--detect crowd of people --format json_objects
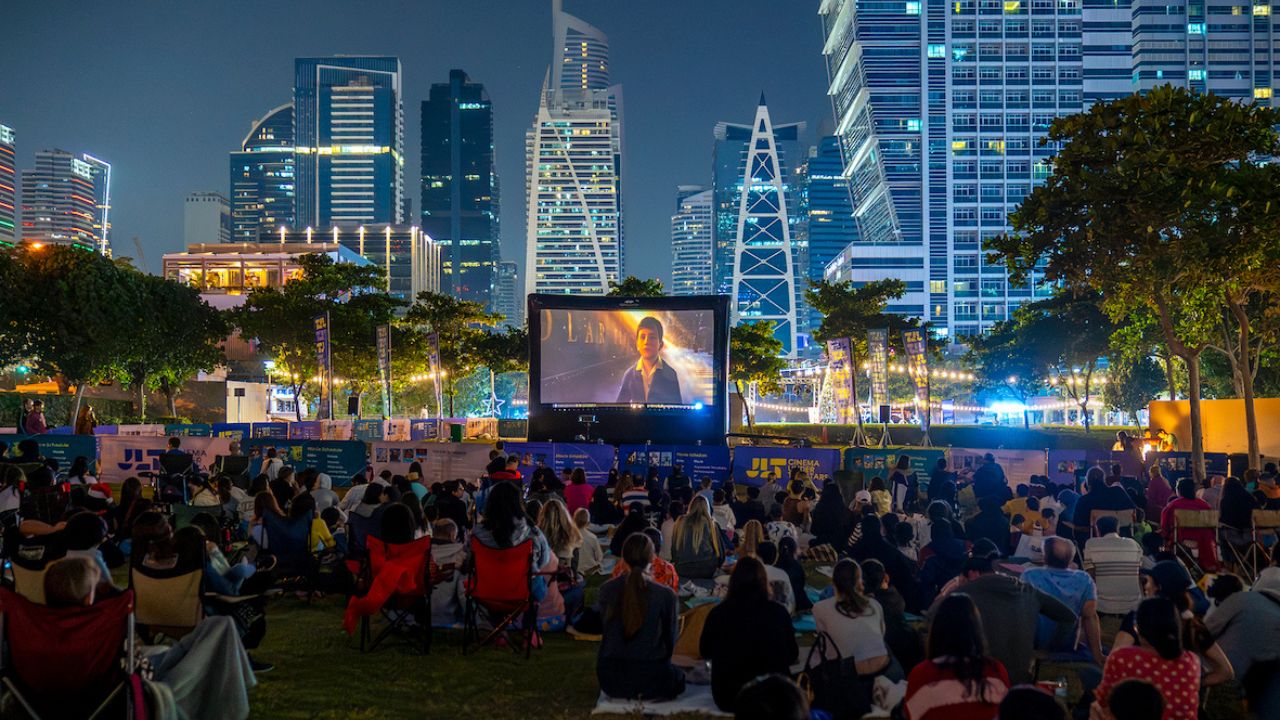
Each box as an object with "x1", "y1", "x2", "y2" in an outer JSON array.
[{"x1": 2, "y1": 433, "x2": 1280, "y2": 719}]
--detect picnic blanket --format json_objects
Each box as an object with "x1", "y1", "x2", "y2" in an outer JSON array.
[{"x1": 593, "y1": 685, "x2": 731, "y2": 717}]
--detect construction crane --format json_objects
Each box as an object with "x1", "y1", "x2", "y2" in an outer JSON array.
[{"x1": 132, "y1": 236, "x2": 148, "y2": 274}]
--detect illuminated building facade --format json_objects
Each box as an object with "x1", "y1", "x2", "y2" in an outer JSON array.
[
  {"x1": 524, "y1": 1, "x2": 625, "y2": 296},
  {"x1": 294, "y1": 56, "x2": 404, "y2": 227},
  {"x1": 670, "y1": 185, "x2": 714, "y2": 296},
  {"x1": 493, "y1": 260, "x2": 523, "y2": 328},
  {"x1": 230, "y1": 104, "x2": 296, "y2": 242},
  {"x1": 20, "y1": 148, "x2": 111, "y2": 254},
  {"x1": 249, "y1": 225, "x2": 439, "y2": 303},
  {"x1": 0, "y1": 125, "x2": 14, "y2": 245},
  {"x1": 421, "y1": 69, "x2": 499, "y2": 308},
  {"x1": 162, "y1": 241, "x2": 369, "y2": 300},
  {"x1": 801, "y1": 136, "x2": 860, "y2": 330}
]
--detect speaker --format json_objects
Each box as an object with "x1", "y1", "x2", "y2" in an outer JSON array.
[
  {"x1": 346, "y1": 395, "x2": 361, "y2": 417},
  {"x1": 233, "y1": 388, "x2": 246, "y2": 398},
  {"x1": 878, "y1": 405, "x2": 891, "y2": 423}
]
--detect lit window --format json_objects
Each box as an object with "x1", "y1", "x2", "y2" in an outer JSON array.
[
  {"x1": 1004, "y1": 0, "x2": 1021, "y2": 10},
  {"x1": 906, "y1": 118, "x2": 922, "y2": 131},
  {"x1": 930, "y1": 280, "x2": 946, "y2": 293},
  {"x1": 1188, "y1": 69, "x2": 1205, "y2": 81},
  {"x1": 928, "y1": 43, "x2": 947, "y2": 58},
  {"x1": 1187, "y1": 22, "x2": 1205, "y2": 33},
  {"x1": 1254, "y1": 3, "x2": 1271, "y2": 14},
  {"x1": 906, "y1": 1, "x2": 922, "y2": 13},
  {"x1": 1255, "y1": 87, "x2": 1273, "y2": 98}
]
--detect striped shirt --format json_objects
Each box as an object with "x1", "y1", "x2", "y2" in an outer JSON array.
[{"x1": 1083, "y1": 533, "x2": 1144, "y2": 615}]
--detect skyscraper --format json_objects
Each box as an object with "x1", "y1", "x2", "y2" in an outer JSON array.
[
  {"x1": 20, "y1": 149, "x2": 110, "y2": 254},
  {"x1": 230, "y1": 103, "x2": 295, "y2": 242},
  {"x1": 185, "y1": 192, "x2": 232, "y2": 246},
  {"x1": 294, "y1": 56, "x2": 404, "y2": 227},
  {"x1": 421, "y1": 69, "x2": 499, "y2": 307},
  {"x1": 820, "y1": 0, "x2": 1072, "y2": 340},
  {"x1": 732, "y1": 98, "x2": 799, "y2": 357},
  {"x1": 0, "y1": 125, "x2": 14, "y2": 246},
  {"x1": 524, "y1": 1, "x2": 624, "y2": 297},
  {"x1": 670, "y1": 186, "x2": 714, "y2": 296},
  {"x1": 712, "y1": 117, "x2": 806, "y2": 297},
  {"x1": 802, "y1": 136, "x2": 860, "y2": 327},
  {"x1": 494, "y1": 261, "x2": 523, "y2": 327}
]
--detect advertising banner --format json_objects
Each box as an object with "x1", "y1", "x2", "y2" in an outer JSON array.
[
  {"x1": 731, "y1": 446, "x2": 842, "y2": 487},
  {"x1": 313, "y1": 312, "x2": 333, "y2": 421},
  {"x1": 93, "y1": 425, "x2": 119, "y2": 436},
  {"x1": 383, "y1": 419, "x2": 412, "y2": 442},
  {"x1": 13, "y1": 434, "x2": 98, "y2": 472},
  {"x1": 844, "y1": 447, "x2": 947, "y2": 478},
  {"x1": 950, "y1": 447, "x2": 1047, "y2": 486},
  {"x1": 99, "y1": 435, "x2": 234, "y2": 484},
  {"x1": 867, "y1": 328, "x2": 890, "y2": 411},
  {"x1": 370, "y1": 442, "x2": 492, "y2": 485},
  {"x1": 826, "y1": 338, "x2": 856, "y2": 424},
  {"x1": 251, "y1": 422, "x2": 289, "y2": 439},
  {"x1": 902, "y1": 327, "x2": 930, "y2": 431},
  {"x1": 1047, "y1": 449, "x2": 1114, "y2": 487},
  {"x1": 210, "y1": 423, "x2": 252, "y2": 443},
  {"x1": 551, "y1": 444, "x2": 617, "y2": 485},
  {"x1": 1149, "y1": 452, "x2": 1230, "y2": 484},
  {"x1": 116, "y1": 424, "x2": 166, "y2": 436},
  {"x1": 320, "y1": 420, "x2": 353, "y2": 441},
  {"x1": 353, "y1": 419, "x2": 384, "y2": 442},
  {"x1": 289, "y1": 421, "x2": 323, "y2": 440},
  {"x1": 619, "y1": 444, "x2": 731, "y2": 485},
  {"x1": 164, "y1": 424, "x2": 211, "y2": 437},
  {"x1": 376, "y1": 324, "x2": 392, "y2": 418},
  {"x1": 410, "y1": 419, "x2": 440, "y2": 442},
  {"x1": 503, "y1": 441, "x2": 556, "y2": 481},
  {"x1": 243, "y1": 439, "x2": 367, "y2": 487}
]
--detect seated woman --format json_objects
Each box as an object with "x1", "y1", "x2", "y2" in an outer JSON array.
[
  {"x1": 571, "y1": 508, "x2": 603, "y2": 576},
  {"x1": 775, "y1": 537, "x2": 812, "y2": 614},
  {"x1": 43, "y1": 556, "x2": 259, "y2": 720},
  {"x1": 470, "y1": 480, "x2": 565, "y2": 633},
  {"x1": 1095, "y1": 597, "x2": 1202, "y2": 720},
  {"x1": 699, "y1": 556, "x2": 798, "y2": 712},
  {"x1": 811, "y1": 559, "x2": 894, "y2": 678},
  {"x1": 248, "y1": 492, "x2": 285, "y2": 548},
  {"x1": 903, "y1": 593, "x2": 1009, "y2": 720},
  {"x1": 611, "y1": 527, "x2": 680, "y2": 593},
  {"x1": 538, "y1": 498, "x2": 585, "y2": 616},
  {"x1": 596, "y1": 533, "x2": 686, "y2": 701},
  {"x1": 670, "y1": 496, "x2": 724, "y2": 580},
  {"x1": 189, "y1": 512, "x2": 258, "y2": 596},
  {"x1": 610, "y1": 506, "x2": 650, "y2": 558},
  {"x1": 1159, "y1": 479, "x2": 1219, "y2": 572}
]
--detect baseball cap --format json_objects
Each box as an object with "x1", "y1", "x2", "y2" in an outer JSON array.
[
  {"x1": 855, "y1": 490, "x2": 873, "y2": 503},
  {"x1": 1141, "y1": 560, "x2": 1192, "y2": 596}
]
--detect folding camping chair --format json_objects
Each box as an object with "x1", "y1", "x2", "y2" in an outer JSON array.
[
  {"x1": 349, "y1": 535, "x2": 433, "y2": 654},
  {"x1": 1237, "y1": 510, "x2": 1280, "y2": 582},
  {"x1": 144, "y1": 453, "x2": 200, "y2": 504},
  {"x1": 1091, "y1": 509, "x2": 1137, "y2": 538},
  {"x1": 130, "y1": 565, "x2": 204, "y2": 641},
  {"x1": 1172, "y1": 509, "x2": 1219, "y2": 578},
  {"x1": 261, "y1": 511, "x2": 319, "y2": 599},
  {"x1": 213, "y1": 455, "x2": 251, "y2": 490},
  {"x1": 0, "y1": 587, "x2": 137, "y2": 719},
  {"x1": 463, "y1": 537, "x2": 539, "y2": 658},
  {"x1": 6, "y1": 535, "x2": 67, "y2": 605}
]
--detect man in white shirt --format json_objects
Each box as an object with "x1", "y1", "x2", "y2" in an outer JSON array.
[{"x1": 1082, "y1": 515, "x2": 1144, "y2": 615}]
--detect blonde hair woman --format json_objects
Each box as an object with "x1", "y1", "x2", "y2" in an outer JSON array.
[
  {"x1": 537, "y1": 498, "x2": 583, "y2": 567},
  {"x1": 671, "y1": 495, "x2": 724, "y2": 579},
  {"x1": 737, "y1": 519, "x2": 765, "y2": 559}
]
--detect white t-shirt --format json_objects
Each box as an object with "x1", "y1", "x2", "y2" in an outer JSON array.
[
  {"x1": 764, "y1": 563, "x2": 797, "y2": 615},
  {"x1": 812, "y1": 596, "x2": 888, "y2": 663},
  {"x1": 1082, "y1": 533, "x2": 1144, "y2": 614}
]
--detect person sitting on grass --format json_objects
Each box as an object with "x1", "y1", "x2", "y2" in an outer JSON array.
[
  {"x1": 611, "y1": 527, "x2": 679, "y2": 593},
  {"x1": 44, "y1": 555, "x2": 261, "y2": 718},
  {"x1": 1095, "y1": 597, "x2": 1201, "y2": 720},
  {"x1": 670, "y1": 496, "x2": 724, "y2": 580},
  {"x1": 996, "y1": 686, "x2": 1067, "y2": 720},
  {"x1": 572, "y1": 507, "x2": 603, "y2": 576},
  {"x1": 775, "y1": 537, "x2": 812, "y2": 614},
  {"x1": 700, "y1": 556, "x2": 799, "y2": 712},
  {"x1": 595, "y1": 533, "x2": 686, "y2": 701},
  {"x1": 756, "y1": 541, "x2": 796, "y2": 615},
  {"x1": 811, "y1": 558, "x2": 894, "y2": 679},
  {"x1": 904, "y1": 593, "x2": 1010, "y2": 720},
  {"x1": 430, "y1": 518, "x2": 466, "y2": 627}
]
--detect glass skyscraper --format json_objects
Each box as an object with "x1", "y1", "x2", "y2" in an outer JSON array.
[
  {"x1": 802, "y1": 136, "x2": 860, "y2": 329},
  {"x1": 294, "y1": 56, "x2": 404, "y2": 227},
  {"x1": 494, "y1": 260, "x2": 523, "y2": 328},
  {"x1": 229, "y1": 103, "x2": 296, "y2": 242},
  {"x1": 670, "y1": 185, "x2": 714, "y2": 296},
  {"x1": 421, "y1": 69, "x2": 499, "y2": 308},
  {"x1": 0, "y1": 125, "x2": 14, "y2": 246},
  {"x1": 524, "y1": 1, "x2": 624, "y2": 296},
  {"x1": 820, "y1": 0, "x2": 1071, "y2": 339},
  {"x1": 20, "y1": 148, "x2": 111, "y2": 254}
]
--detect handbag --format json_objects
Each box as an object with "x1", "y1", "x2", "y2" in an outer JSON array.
[{"x1": 797, "y1": 631, "x2": 871, "y2": 720}]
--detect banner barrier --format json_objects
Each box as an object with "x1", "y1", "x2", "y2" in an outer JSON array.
[
  {"x1": 618, "y1": 444, "x2": 732, "y2": 485},
  {"x1": 369, "y1": 442, "x2": 493, "y2": 485},
  {"x1": 251, "y1": 422, "x2": 289, "y2": 439},
  {"x1": 353, "y1": 419, "x2": 384, "y2": 442},
  {"x1": 11, "y1": 434, "x2": 98, "y2": 471},
  {"x1": 950, "y1": 448, "x2": 1048, "y2": 484},
  {"x1": 844, "y1": 447, "x2": 948, "y2": 479},
  {"x1": 99, "y1": 435, "x2": 233, "y2": 484},
  {"x1": 731, "y1": 447, "x2": 841, "y2": 487},
  {"x1": 1149, "y1": 452, "x2": 1229, "y2": 484},
  {"x1": 94, "y1": 425, "x2": 119, "y2": 435},
  {"x1": 289, "y1": 421, "x2": 323, "y2": 440},
  {"x1": 210, "y1": 423, "x2": 252, "y2": 443},
  {"x1": 410, "y1": 419, "x2": 440, "y2": 441},
  {"x1": 164, "y1": 423, "x2": 211, "y2": 437},
  {"x1": 1047, "y1": 449, "x2": 1114, "y2": 487},
  {"x1": 320, "y1": 420, "x2": 353, "y2": 441},
  {"x1": 243, "y1": 439, "x2": 366, "y2": 487},
  {"x1": 116, "y1": 424, "x2": 166, "y2": 436},
  {"x1": 549, "y1": 444, "x2": 616, "y2": 485},
  {"x1": 503, "y1": 441, "x2": 555, "y2": 481}
]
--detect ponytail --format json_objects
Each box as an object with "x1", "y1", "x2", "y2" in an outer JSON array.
[
  {"x1": 1136, "y1": 597, "x2": 1184, "y2": 660},
  {"x1": 614, "y1": 533, "x2": 655, "y2": 641}
]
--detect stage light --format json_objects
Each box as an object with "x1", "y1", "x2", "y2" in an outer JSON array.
[{"x1": 693, "y1": 402, "x2": 704, "y2": 411}]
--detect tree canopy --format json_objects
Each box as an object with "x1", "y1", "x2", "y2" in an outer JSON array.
[{"x1": 606, "y1": 276, "x2": 665, "y2": 297}]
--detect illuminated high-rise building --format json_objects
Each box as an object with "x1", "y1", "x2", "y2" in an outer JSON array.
[
  {"x1": 294, "y1": 56, "x2": 404, "y2": 227},
  {"x1": 801, "y1": 136, "x2": 859, "y2": 330},
  {"x1": 421, "y1": 69, "x2": 499, "y2": 307},
  {"x1": 524, "y1": 0, "x2": 624, "y2": 296},
  {"x1": 229, "y1": 103, "x2": 296, "y2": 242},
  {"x1": 20, "y1": 148, "x2": 110, "y2": 254},
  {"x1": 670, "y1": 185, "x2": 714, "y2": 296},
  {"x1": 0, "y1": 125, "x2": 14, "y2": 246},
  {"x1": 494, "y1": 261, "x2": 523, "y2": 328}
]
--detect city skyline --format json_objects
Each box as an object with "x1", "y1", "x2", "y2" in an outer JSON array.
[{"x1": 0, "y1": 1, "x2": 829, "y2": 279}]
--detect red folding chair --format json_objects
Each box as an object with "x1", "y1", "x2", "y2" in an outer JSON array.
[
  {"x1": 344, "y1": 535, "x2": 433, "y2": 654},
  {"x1": 463, "y1": 538, "x2": 538, "y2": 657},
  {"x1": 0, "y1": 588, "x2": 137, "y2": 719}
]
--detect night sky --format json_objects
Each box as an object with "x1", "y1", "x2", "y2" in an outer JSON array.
[{"x1": 2, "y1": 1, "x2": 831, "y2": 283}]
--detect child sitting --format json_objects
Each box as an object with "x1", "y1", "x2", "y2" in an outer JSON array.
[
  {"x1": 430, "y1": 519, "x2": 466, "y2": 626},
  {"x1": 572, "y1": 508, "x2": 603, "y2": 576}
]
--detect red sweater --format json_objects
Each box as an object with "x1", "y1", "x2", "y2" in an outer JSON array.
[{"x1": 903, "y1": 657, "x2": 1010, "y2": 720}]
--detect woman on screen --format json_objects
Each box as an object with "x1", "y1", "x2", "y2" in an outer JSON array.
[{"x1": 615, "y1": 316, "x2": 683, "y2": 405}]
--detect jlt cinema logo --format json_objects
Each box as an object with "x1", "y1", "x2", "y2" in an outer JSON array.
[{"x1": 746, "y1": 457, "x2": 789, "y2": 479}]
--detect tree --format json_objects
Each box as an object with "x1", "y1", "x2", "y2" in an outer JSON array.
[
  {"x1": 119, "y1": 271, "x2": 228, "y2": 418},
  {"x1": 729, "y1": 320, "x2": 786, "y2": 428},
  {"x1": 966, "y1": 318, "x2": 1049, "y2": 429},
  {"x1": 806, "y1": 278, "x2": 913, "y2": 440},
  {"x1": 403, "y1": 292, "x2": 501, "y2": 416},
  {"x1": 606, "y1": 276, "x2": 665, "y2": 297},
  {"x1": 989, "y1": 86, "x2": 1280, "y2": 480},
  {"x1": 1017, "y1": 292, "x2": 1115, "y2": 431},
  {"x1": 0, "y1": 246, "x2": 139, "y2": 423},
  {"x1": 1105, "y1": 355, "x2": 1165, "y2": 427},
  {"x1": 472, "y1": 325, "x2": 529, "y2": 417},
  {"x1": 232, "y1": 254, "x2": 401, "y2": 421}
]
